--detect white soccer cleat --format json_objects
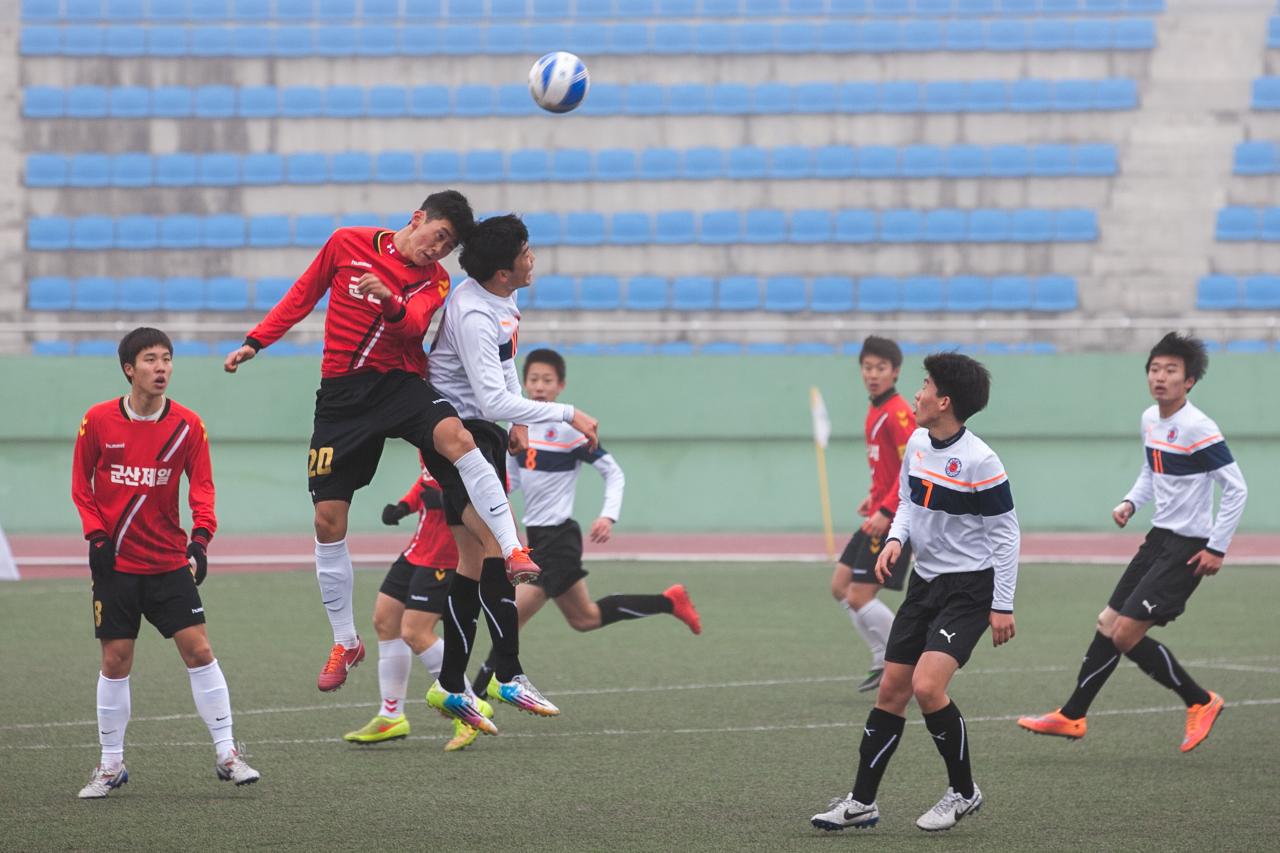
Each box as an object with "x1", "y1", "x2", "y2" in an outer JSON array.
[
  {"x1": 810, "y1": 793, "x2": 880, "y2": 831},
  {"x1": 215, "y1": 749, "x2": 261, "y2": 786},
  {"x1": 78, "y1": 763, "x2": 128, "y2": 799},
  {"x1": 915, "y1": 784, "x2": 982, "y2": 831},
  {"x1": 487, "y1": 674, "x2": 560, "y2": 717}
]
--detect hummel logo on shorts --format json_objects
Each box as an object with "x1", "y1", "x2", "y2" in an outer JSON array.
[
  {"x1": 410, "y1": 595, "x2": 430, "y2": 602},
  {"x1": 939, "y1": 628, "x2": 956, "y2": 644},
  {"x1": 191, "y1": 607, "x2": 204, "y2": 614}
]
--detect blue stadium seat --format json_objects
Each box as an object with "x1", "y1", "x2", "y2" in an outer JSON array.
[
  {"x1": 294, "y1": 214, "x2": 337, "y2": 246},
  {"x1": 923, "y1": 81, "x2": 968, "y2": 113},
  {"x1": 838, "y1": 82, "x2": 877, "y2": 114},
  {"x1": 77, "y1": 340, "x2": 121, "y2": 357},
  {"x1": 579, "y1": 82, "x2": 621, "y2": 116},
  {"x1": 945, "y1": 144, "x2": 986, "y2": 178},
  {"x1": 946, "y1": 276, "x2": 988, "y2": 311},
  {"x1": 191, "y1": 0, "x2": 231, "y2": 19},
  {"x1": 901, "y1": 20, "x2": 942, "y2": 52},
  {"x1": 711, "y1": 83, "x2": 751, "y2": 115},
  {"x1": 717, "y1": 276, "x2": 761, "y2": 311},
  {"x1": 508, "y1": 149, "x2": 549, "y2": 182},
  {"x1": 727, "y1": 146, "x2": 768, "y2": 179},
  {"x1": 902, "y1": 277, "x2": 945, "y2": 311},
  {"x1": 1032, "y1": 276, "x2": 1078, "y2": 311},
  {"x1": 286, "y1": 153, "x2": 328, "y2": 185},
  {"x1": 206, "y1": 276, "x2": 249, "y2": 311},
  {"x1": 326, "y1": 86, "x2": 365, "y2": 118},
  {"x1": 764, "y1": 277, "x2": 807, "y2": 312},
  {"x1": 790, "y1": 210, "x2": 832, "y2": 244},
  {"x1": 29, "y1": 217, "x2": 71, "y2": 250},
  {"x1": 880, "y1": 209, "x2": 924, "y2": 243},
  {"x1": 534, "y1": 0, "x2": 573, "y2": 17},
  {"x1": 338, "y1": 212, "x2": 380, "y2": 229},
  {"x1": 1008, "y1": 79, "x2": 1051, "y2": 113},
  {"x1": 989, "y1": 276, "x2": 1033, "y2": 310},
  {"x1": 969, "y1": 209, "x2": 1010, "y2": 242},
  {"x1": 64, "y1": 26, "x2": 105, "y2": 56},
  {"x1": 22, "y1": 0, "x2": 62, "y2": 21},
  {"x1": 241, "y1": 153, "x2": 283, "y2": 185},
  {"x1": 564, "y1": 212, "x2": 606, "y2": 246},
  {"x1": 1261, "y1": 207, "x2": 1280, "y2": 241},
  {"x1": 987, "y1": 19, "x2": 1029, "y2": 52},
  {"x1": 965, "y1": 80, "x2": 1006, "y2": 113},
  {"x1": 159, "y1": 215, "x2": 202, "y2": 249},
  {"x1": 655, "y1": 211, "x2": 696, "y2": 244},
  {"x1": 531, "y1": 276, "x2": 575, "y2": 310},
  {"x1": 855, "y1": 146, "x2": 898, "y2": 178},
  {"x1": 1243, "y1": 274, "x2": 1280, "y2": 310},
  {"x1": 1215, "y1": 207, "x2": 1256, "y2": 241},
  {"x1": 654, "y1": 341, "x2": 695, "y2": 356},
  {"x1": 1224, "y1": 339, "x2": 1271, "y2": 353},
  {"x1": 1196, "y1": 275, "x2": 1239, "y2": 310},
  {"x1": 901, "y1": 145, "x2": 944, "y2": 178},
  {"x1": 229, "y1": 26, "x2": 273, "y2": 57},
  {"x1": 1112, "y1": 18, "x2": 1155, "y2": 50},
  {"x1": 253, "y1": 277, "x2": 292, "y2": 310},
  {"x1": 1055, "y1": 209, "x2": 1097, "y2": 241},
  {"x1": 652, "y1": 23, "x2": 695, "y2": 55},
  {"x1": 552, "y1": 149, "x2": 592, "y2": 182},
  {"x1": 190, "y1": 27, "x2": 235, "y2": 57},
  {"x1": 668, "y1": 84, "x2": 710, "y2": 115},
  {"x1": 683, "y1": 147, "x2": 723, "y2": 179},
  {"x1": 857, "y1": 277, "x2": 900, "y2": 312},
  {"x1": 946, "y1": 20, "x2": 985, "y2": 52},
  {"x1": 858, "y1": 20, "x2": 900, "y2": 53},
  {"x1": 1011, "y1": 209, "x2": 1053, "y2": 242},
  {"x1": 281, "y1": 86, "x2": 324, "y2": 117},
  {"x1": 879, "y1": 81, "x2": 922, "y2": 113},
  {"x1": 318, "y1": 0, "x2": 357, "y2": 18},
  {"x1": 1074, "y1": 143, "x2": 1118, "y2": 176},
  {"x1": 75, "y1": 278, "x2": 117, "y2": 311},
  {"x1": 1253, "y1": 77, "x2": 1280, "y2": 110},
  {"x1": 496, "y1": 84, "x2": 536, "y2": 116},
  {"x1": 409, "y1": 85, "x2": 449, "y2": 117},
  {"x1": 596, "y1": 149, "x2": 637, "y2": 181},
  {"x1": 577, "y1": 0, "x2": 615, "y2": 16},
  {"x1": 1054, "y1": 80, "x2": 1096, "y2": 113},
  {"x1": 770, "y1": 146, "x2": 811, "y2": 179},
  {"x1": 105, "y1": 26, "x2": 146, "y2": 57},
  {"x1": 1032, "y1": 144, "x2": 1074, "y2": 177},
  {"x1": 624, "y1": 276, "x2": 668, "y2": 310},
  {"x1": 331, "y1": 152, "x2": 372, "y2": 183},
  {"x1": 794, "y1": 83, "x2": 837, "y2": 114},
  {"x1": 735, "y1": 22, "x2": 774, "y2": 53},
  {"x1": 1028, "y1": 19, "x2": 1072, "y2": 51},
  {"x1": 116, "y1": 215, "x2": 159, "y2": 249},
  {"x1": 109, "y1": 153, "x2": 152, "y2": 187},
  {"x1": 145, "y1": 26, "x2": 188, "y2": 56},
  {"x1": 1069, "y1": 19, "x2": 1110, "y2": 51},
  {"x1": 204, "y1": 215, "x2": 246, "y2": 248},
  {"x1": 24, "y1": 87, "x2": 64, "y2": 118},
  {"x1": 154, "y1": 154, "x2": 196, "y2": 187},
  {"x1": 72, "y1": 217, "x2": 114, "y2": 250},
  {"x1": 421, "y1": 150, "x2": 462, "y2": 182},
  {"x1": 810, "y1": 277, "x2": 854, "y2": 313},
  {"x1": 626, "y1": 85, "x2": 665, "y2": 116},
  {"x1": 234, "y1": 86, "x2": 275, "y2": 117},
  {"x1": 464, "y1": 150, "x2": 505, "y2": 182},
  {"x1": 194, "y1": 86, "x2": 235, "y2": 118},
  {"x1": 925, "y1": 209, "x2": 966, "y2": 242},
  {"x1": 752, "y1": 82, "x2": 793, "y2": 114},
  {"x1": 988, "y1": 145, "x2": 1031, "y2": 177},
  {"x1": 745, "y1": 210, "x2": 786, "y2": 244},
  {"x1": 29, "y1": 277, "x2": 74, "y2": 311},
  {"x1": 368, "y1": 85, "x2": 408, "y2": 117},
  {"x1": 671, "y1": 276, "x2": 715, "y2": 311},
  {"x1": 1094, "y1": 78, "x2": 1138, "y2": 111},
  {"x1": 694, "y1": 23, "x2": 735, "y2": 54},
  {"x1": 700, "y1": 210, "x2": 742, "y2": 244},
  {"x1": 1234, "y1": 141, "x2": 1276, "y2": 176},
  {"x1": 835, "y1": 209, "x2": 876, "y2": 242},
  {"x1": 150, "y1": 86, "x2": 192, "y2": 117},
  {"x1": 815, "y1": 145, "x2": 856, "y2": 178},
  {"x1": 579, "y1": 276, "x2": 621, "y2": 310},
  {"x1": 118, "y1": 277, "x2": 162, "y2": 312},
  {"x1": 249, "y1": 215, "x2": 291, "y2": 247},
  {"x1": 523, "y1": 212, "x2": 561, "y2": 245},
  {"x1": 26, "y1": 154, "x2": 67, "y2": 187},
  {"x1": 374, "y1": 151, "x2": 416, "y2": 183},
  {"x1": 197, "y1": 153, "x2": 239, "y2": 187},
  {"x1": 171, "y1": 340, "x2": 212, "y2": 357},
  {"x1": 611, "y1": 212, "x2": 651, "y2": 244},
  {"x1": 163, "y1": 277, "x2": 205, "y2": 311},
  {"x1": 745, "y1": 343, "x2": 790, "y2": 355},
  {"x1": 699, "y1": 342, "x2": 743, "y2": 355},
  {"x1": 606, "y1": 22, "x2": 649, "y2": 54},
  {"x1": 67, "y1": 86, "x2": 108, "y2": 118}
]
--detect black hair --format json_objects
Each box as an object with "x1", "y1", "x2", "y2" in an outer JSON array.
[
  {"x1": 859, "y1": 335, "x2": 903, "y2": 369},
  {"x1": 1146, "y1": 331, "x2": 1208, "y2": 384},
  {"x1": 458, "y1": 214, "x2": 528, "y2": 283},
  {"x1": 419, "y1": 189, "x2": 475, "y2": 243},
  {"x1": 523, "y1": 348, "x2": 566, "y2": 382},
  {"x1": 118, "y1": 327, "x2": 172, "y2": 383},
  {"x1": 923, "y1": 351, "x2": 991, "y2": 423}
]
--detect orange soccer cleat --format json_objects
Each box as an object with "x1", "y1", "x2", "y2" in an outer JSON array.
[
  {"x1": 505, "y1": 546, "x2": 541, "y2": 585},
  {"x1": 317, "y1": 637, "x2": 366, "y2": 692},
  {"x1": 1181, "y1": 691, "x2": 1224, "y2": 753},
  {"x1": 1016, "y1": 709, "x2": 1087, "y2": 740},
  {"x1": 663, "y1": 584, "x2": 702, "y2": 635}
]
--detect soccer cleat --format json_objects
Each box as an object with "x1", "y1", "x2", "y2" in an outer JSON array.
[
  {"x1": 427, "y1": 681, "x2": 499, "y2": 735},
  {"x1": 663, "y1": 584, "x2": 702, "y2": 635},
  {"x1": 215, "y1": 748, "x2": 261, "y2": 786},
  {"x1": 857, "y1": 668, "x2": 884, "y2": 693},
  {"x1": 488, "y1": 674, "x2": 560, "y2": 717},
  {"x1": 504, "y1": 546, "x2": 541, "y2": 585},
  {"x1": 343, "y1": 714, "x2": 409, "y2": 744},
  {"x1": 1181, "y1": 690, "x2": 1224, "y2": 753},
  {"x1": 1016, "y1": 708, "x2": 1087, "y2": 740},
  {"x1": 810, "y1": 793, "x2": 879, "y2": 831},
  {"x1": 444, "y1": 698, "x2": 494, "y2": 752},
  {"x1": 317, "y1": 637, "x2": 366, "y2": 692},
  {"x1": 916, "y1": 785, "x2": 982, "y2": 832},
  {"x1": 78, "y1": 764, "x2": 128, "y2": 799}
]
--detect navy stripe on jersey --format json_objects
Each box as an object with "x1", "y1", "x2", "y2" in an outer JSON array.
[
  {"x1": 521, "y1": 448, "x2": 580, "y2": 473},
  {"x1": 1148, "y1": 443, "x2": 1235, "y2": 476},
  {"x1": 909, "y1": 476, "x2": 1014, "y2": 517},
  {"x1": 498, "y1": 340, "x2": 513, "y2": 361},
  {"x1": 572, "y1": 444, "x2": 607, "y2": 463}
]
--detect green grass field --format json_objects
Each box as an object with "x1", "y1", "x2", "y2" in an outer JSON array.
[{"x1": 2, "y1": 560, "x2": 1277, "y2": 852}]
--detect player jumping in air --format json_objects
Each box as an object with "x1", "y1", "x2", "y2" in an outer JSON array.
[
  {"x1": 1018, "y1": 332, "x2": 1246, "y2": 751},
  {"x1": 830, "y1": 336, "x2": 916, "y2": 693},
  {"x1": 73, "y1": 328, "x2": 260, "y2": 799},
  {"x1": 223, "y1": 192, "x2": 540, "y2": 694},
  {"x1": 811, "y1": 353, "x2": 1019, "y2": 833},
  {"x1": 469, "y1": 348, "x2": 701, "y2": 702}
]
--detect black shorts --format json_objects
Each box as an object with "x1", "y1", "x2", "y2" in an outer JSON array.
[
  {"x1": 378, "y1": 556, "x2": 452, "y2": 614},
  {"x1": 422, "y1": 419, "x2": 508, "y2": 527},
  {"x1": 92, "y1": 568, "x2": 205, "y2": 640},
  {"x1": 840, "y1": 529, "x2": 910, "y2": 592},
  {"x1": 884, "y1": 568, "x2": 994, "y2": 669},
  {"x1": 308, "y1": 370, "x2": 459, "y2": 504},
  {"x1": 1107, "y1": 527, "x2": 1208, "y2": 626},
  {"x1": 528, "y1": 520, "x2": 587, "y2": 598}
]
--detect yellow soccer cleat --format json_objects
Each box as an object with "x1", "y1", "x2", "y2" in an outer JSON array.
[
  {"x1": 343, "y1": 714, "x2": 410, "y2": 744},
  {"x1": 444, "y1": 698, "x2": 493, "y2": 752}
]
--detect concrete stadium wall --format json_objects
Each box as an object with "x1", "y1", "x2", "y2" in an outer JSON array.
[{"x1": 1, "y1": 352, "x2": 1274, "y2": 537}]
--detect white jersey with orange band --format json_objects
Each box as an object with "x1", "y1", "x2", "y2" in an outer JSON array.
[{"x1": 507, "y1": 419, "x2": 624, "y2": 528}]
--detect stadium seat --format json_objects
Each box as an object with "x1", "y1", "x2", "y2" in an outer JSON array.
[
  {"x1": 118, "y1": 277, "x2": 162, "y2": 312},
  {"x1": 1243, "y1": 274, "x2": 1280, "y2": 310},
  {"x1": 579, "y1": 276, "x2": 622, "y2": 310},
  {"x1": 1261, "y1": 207, "x2": 1280, "y2": 241},
  {"x1": 946, "y1": 276, "x2": 989, "y2": 311},
  {"x1": 989, "y1": 276, "x2": 1033, "y2": 310},
  {"x1": 163, "y1": 277, "x2": 205, "y2": 311},
  {"x1": 531, "y1": 276, "x2": 575, "y2": 310},
  {"x1": 901, "y1": 145, "x2": 944, "y2": 178},
  {"x1": 1224, "y1": 339, "x2": 1271, "y2": 353},
  {"x1": 1235, "y1": 141, "x2": 1276, "y2": 175},
  {"x1": 672, "y1": 276, "x2": 715, "y2": 311},
  {"x1": 22, "y1": 0, "x2": 62, "y2": 21},
  {"x1": 969, "y1": 209, "x2": 1011, "y2": 242},
  {"x1": 464, "y1": 150, "x2": 504, "y2": 182},
  {"x1": 331, "y1": 152, "x2": 373, "y2": 184},
  {"x1": 1028, "y1": 19, "x2": 1072, "y2": 51},
  {"x1": 24, "y1": 86, "x2": 64, "y2": 118},
  {"x1": 880, "y1": 209, "x2": 924, "y2": 243},
  {"x1": 790, "y1": 210, "x2": 832, "y2": 244},
  {"x1": 242, "y1": 154, "x2": 284, "y2": 185},
  {"x1": 655, "y1": 341, "x2": 695, "y2": 356},
  {"x1": 810, "y1": 277, "x2": 854, "y2": 313},
  {"x1": 552, "y1": 149, "x2": 593, "y2": 181},
  {"x1": 640, "y1": 148, "x2": 680, "y2": 180},
  {"x1": 717, "y1": 276, "x2": 761, "y2": 311},
  {"x1": 194, "y1": 86, "x2": 235, "y2": 118},
  {"x1": 75, "y1": 278, "x2": 117, "y2": 311},
  {"x1": 855, "y1": 146, "x2": 898, "y2": 178},
  {"x1": 160, "y1": 215, "x2": 202, "y2": 249},
  {"x1": 770, "y1": 146, "x2": 812, "y2": 179},
  {"x1": 1032, "y1": 144, "x2": 1074, "y2": 177},
  {"x1": 745, "y1": 210, "x2": 787, "y2": 244},
  {"x1": 945, "y1": 145, "x2": 986, "y2": 178},
  {"x1": 694, "y1": 23, "x2": 735, "y2": 54},
  {"x1": 923, "y1": 81, "x2": 967, "y2": 114},
  {"x1": 683, "y1": 147, "x2": 723, "y2": 180},
  {"x1": 326, "y1": 86, "x2": 365, "y2": 118},
  {"x1": 626, "y1": 84, "x2": 665, "y2": 116},
  {"x1": 153, "y1": 154, "x2": 196, "y2": 187},
  {"x1": 988, "y1": 145, "x2": 1032, "y2": 177},
  {"x1": 838, "y1": 82, "x2": 877, "y2": 114},
  {"x1": 699, "y1": 342, "x2": 742, "y2": 355},
  {"x1": 76, "y1": 340, "x2": 120, "y2": 357},
  {"x1": 339, "y1": 212, "x2": 380, "y2": 229},
  {"x1": 624, "y1": 276, "x2": 668, "y2": 310},
  {"x1": 564, "y1": 212, "x2": 606, "y2": 246},
  {"x1": 835, "y1": 209, "x2": 876, "y2": 242},
  {"x1": 281, "y1": 86, "x2": 324, "y2": 117},
  {"x1": 368, "y1": 86, "x2": 408, "y2": 117},
  {"x1": 1095, "y1": 78, "x2": 1138, "y2": 111},
  {"x1": 253, "y1": 277, "x2": 292, "y2": 310},
  {"x1": 611, "y1": 212, "x2": 651, "y2": 244},
  {"x1": 116, "y1": 215, "x2": 159, "y2": 249},
  {"x1": 495, "y1": 84, "x2": 535, "y2": 116},
  {"x1": 1055, "y1": 209, "x2": 1098, "y2": 241},
  {"x1": 171, "y1": 341, "x2": 212, "y2": 357},
  {"x1": 857, "y1": 277, "x2": 900, "y2": 312},
  {"x1": 26, "y1": 154, "x2": 67, "y2": 187},
  {"x1": 375, "y1": 151, "x2": 417, "y2": 183},
  {"x1": 815, "y1": 146, "x2": 856, "y2": 178},
  {"x1": 523, "y1": 212, "x2": 561, "y2": 245},
  {"x1": 1252, "y1": 77, "x2": 1280, "y2": 110},
  {"x1": 752, "y1": 83, "x2": 793, "y2": 114},
  {"x1": 1112, "y1": 18, "x2": 1155, "y2": 50},
  {"x1": 28, "y1": 217, "x2": 71, "y2": 250},
  {"x1": 794, "y1": 83, "x2": 837, "y2": 114},
  {"x1": 72, "y1": 217, "x2": 113, "y2": 250},
  {"x1": 295, "y1": 214, "x2": 336, "y2": 246},
  {"x1": 64, "y1": 26, "x2": 105, "y2": 56},
  {"x1": 925, "y1": 209, "x2": 966, "y2": 243},
  {"x1": 711, "y1": 83, "x2": 751, "y2": 115},
  {"x1": 108, "y1": 86, "x2": 149, "y2": 118},
  {"x1": 655, "y1": 210, "x2": 696, "y2": 244},
  {"x1": 879, "y1": 81, "x2": 922, "y2": 113},
  {"x1": 727, "y1": 146, "x2": 768, "y2": 179},
  {"x1": 1196, "y1": 275, "x2": 1239, "y2": 310},
  {"x1": 67, "y1": 86, "x2": 108, "y2": 118},
  {"x1": 700, "y1": 210, "x2": 742, "y2": 244},
  {"x1": 286, "y1": 153, "x2": 328, "y2": 185},
  {"x1": 421, "y1": 150, "x2": 462, "y2": 182},
  {"x1": 28, "y1": 277, "x2": 74, "y2": 311},
  {"x1": 204, "y1": 215, "x2": 246, "y2": 249},
  {"x1": 409, "y1": 85, "x2": 449, "y2": 117},
  {"x1": 1075, "y1": 143, "x2": 1118, "y2": 177},
  {"x1": 1215, "y1": 206, "x2": 1257, "y2": 241},
  {"x1": 902, "y1": 277, "x2": 945, "y2": 311},
  {"x1": 198, "y1": 153, "x2": 240, "y2": 187},
  {"x1": 206, "y1": 277, "x2": 250, "y2": 311},
  {"x1": 668, "y1": 84, "x2": 710, "y2": 115},
  {"x1": 653, "y1": 23, "x2": 695, "y2": 56},
  {"x1": 1011, "y1": 208, "x2": 1053, "y2": 243},
  {"x1": 764, "y1": 277, "x2": 807, "y2": 313},
  {"x1": 1008, "y1": 80, "x2": 1051, "y2": 113},
  {"x1": 1032, "y1": 276, "x2": 1078, "y2": 311}
]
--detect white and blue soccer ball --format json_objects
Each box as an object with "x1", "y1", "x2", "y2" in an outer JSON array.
[{"x1": 528, "y1": 51, "x2": 590, "y2": 114}]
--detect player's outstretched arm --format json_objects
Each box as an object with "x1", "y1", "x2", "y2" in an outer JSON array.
[
  {"x1": 572, "y1": 409, "x2": 599, "y2": 449},
  {"x1": 223, "y1": 344, "x2": 256, "y2": 373}
]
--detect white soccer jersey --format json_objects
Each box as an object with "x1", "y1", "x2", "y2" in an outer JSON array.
[
  {"x1": 428, "y1": 277, "x2": 574, "y2": 425},
  {"x1": 1122, "y1": 401, "x2": 1248, "y2": 555},
  {"x1": 887, "y1": 427, "x2": 1020, "y2": 612},
  {"x1": 507, "y1": 420, "x2": 625, "y2": 528}
]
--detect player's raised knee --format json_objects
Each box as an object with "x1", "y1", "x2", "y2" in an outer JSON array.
[{"x1": 431, "y1": 418, "x2": 476, "y2": 461}]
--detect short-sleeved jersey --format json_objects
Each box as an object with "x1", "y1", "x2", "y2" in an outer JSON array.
[
  {"x1": 245, "y1": 227, "x2": 450, "y2": 379},
  {"x1": 398, "y1": 458, "x2": 458, "y2": 569},
  {"x1": 1123, "y1": 402, "x2": 1248, "y2": 554},
  {"x1": 506, "y1": 419, "x2": 625, "y2": 528},
  {"x1": 887, "y1": 427, "x2": 1020, "y2": 612},
  {"x1": 865, "y1": 389, "x2": 916, "y2": 517},
  {"x1": 72, "y1": 398, "x2": 216, "y2": 575}
]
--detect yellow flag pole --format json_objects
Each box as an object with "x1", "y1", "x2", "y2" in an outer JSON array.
[{"x1": 810, "y1": 387, "x2": 836, "y2": 560}]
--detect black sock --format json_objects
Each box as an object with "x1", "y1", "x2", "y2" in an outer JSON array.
[
  {"x1": 1124, "y1": 636, "x2": 1211, "y2": 707},
  {"x1": 597, "y1": 594, "x2": 674, "y2": 626},
  {"x1": 472, "y1": 660, "x2": 495, "y2": 697},
  {"x1": 479, "y1": 557, "x2": 522, "y2": 682},
  {"x1": 851, "y1": 707, "x2": 906, "y2": 805},
  {"x1": 1060, "y1": 632, "x2": 1123, "y2": 719},
  {"x1": 923, "y1": 701, "x2": 974, "y2": 799},
  {"x1": 439, "y1": 574, "x2": 480, "y2": 693}
]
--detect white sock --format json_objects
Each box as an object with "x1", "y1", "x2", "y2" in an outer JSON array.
[
  {"x1": 453, "y1": 448, "x2": 521, "y2": 556},
  {"x1": 315, "y1": 538, "x2": 358, "y2": 648},
  {"x1": 187, "y1": 659, "x2": 235, "y2": 762},
  {"x1": 378, "y1": 639, "x2": 412, "y2": 718},
  {"x1": 853, "y1": 598, "x2": 896, "y2": 670},
  {"x1": 418, "y1": 639, "x2": 445, "y2": 678},
  {"x1": 96, "y1": 673, "x2": 130, "y2": 769}
]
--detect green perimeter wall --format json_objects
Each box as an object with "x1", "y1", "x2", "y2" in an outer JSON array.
[{"x1": 1, "y1": 354, "x2": 1275, "y2": 536}]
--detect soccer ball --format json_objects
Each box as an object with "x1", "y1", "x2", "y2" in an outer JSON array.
[{"x1": 528, "y1": 51, "x2": 590, "y2": 114}]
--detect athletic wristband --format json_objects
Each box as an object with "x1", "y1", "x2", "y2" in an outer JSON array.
[
  {"x1": 382, "y1": 293, "x2": 407, "y2": 322},
  {"x1": 991, "y1": 608, "x2": 1014, "y2": 615},
  {"x1": 190, "y1": 527, "x2": 212, "y2": 547},
  {"x1": 1205, "y1": 547, "x2": 1224, "y2": 558},
  {"x1": 244, "y1": 336, "x2": 263, "y2": 352},
  {"x1": 877, "y1": 507, "x2": 894, "y2": 520},
  {"x1": 86, "y1": 530, "x2": 108, "y2": 543}
]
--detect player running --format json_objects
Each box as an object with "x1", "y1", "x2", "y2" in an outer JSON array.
[
  {"x1": 343, "y1": 457, "x2": 492, "y2": 752},
  {"x1": 1018, "y1": 332, "x2": 1246, "y2": 751},
  {"x1": 811, "y1": 353, "x2": 1019, "y2": 833},
  {"x1": 469, "y1": 347, "x2": 700, "y2": 701},
  {"x1": 223, "y1": 192, "x2": 540, "y2": 694},
  {"x1": 73, "y1": 328, "x2": 260, "y2": 799},
  {"x1": 830, "y1": 336, "x2": 916, "y2": 693}
]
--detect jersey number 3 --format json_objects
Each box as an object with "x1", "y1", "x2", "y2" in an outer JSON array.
[{"x1": 308, "y1": 447, "x2": 334, "y2": 478}]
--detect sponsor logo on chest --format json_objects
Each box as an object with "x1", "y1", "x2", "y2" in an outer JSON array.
[{"x1": 109, "y1": 465, "x2": 173, "y2": 487}]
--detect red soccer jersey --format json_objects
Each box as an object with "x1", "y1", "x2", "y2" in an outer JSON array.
[
  {"x1": 399, "y1": 459, "x2": 458, "y2": 570},
  {"x1": 865, "y1": 390, "x2": 917, "y2": 518},
  {"x1": 245, "y1": 227, "x2": 451, "y2": 379},
  {"x1": 72, "y1": 398, "x2": 216, "y2": 575}
]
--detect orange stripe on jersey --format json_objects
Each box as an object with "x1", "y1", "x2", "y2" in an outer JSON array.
[
  {"x1": 1146, "y1": 434, "x2": 1222, "y2": 454},
  {"x1": 919, "y1": 468, "x2": 1007, "y2": 490},
  {"x1": 529, "y1": 437, "x2": 588, "y2": 450}
]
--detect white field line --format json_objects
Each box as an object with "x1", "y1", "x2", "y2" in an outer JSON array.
[
  {"x1": 5, "y1": 698, "x2": 1279, "y2": 752},
  {"x1": 2, "y1": 658, "x2": 1275, "y2": 733}
]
